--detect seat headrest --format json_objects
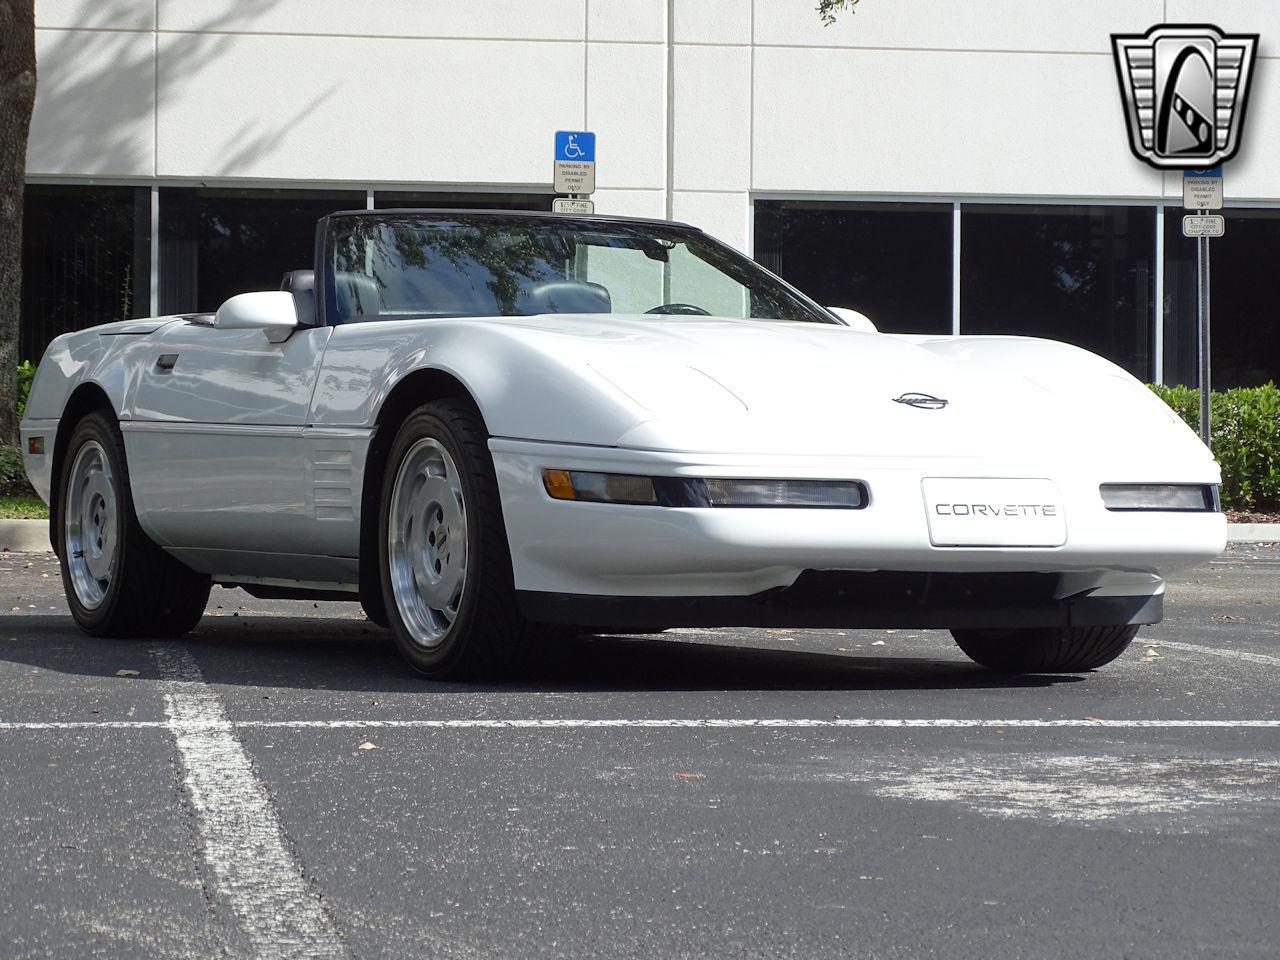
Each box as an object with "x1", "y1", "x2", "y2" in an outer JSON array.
[
  {"x1": 515, "y1": 280, "x2": 611, "y2": 315},
  {"x1": 279, "y1": 269, "x2": 314, "y2": 293},
  {"x1": 333, "y1": 271, "x2": 386, "y2": 317},
  {"x1": 280, "y1": 270, "x2": 316, "y2": 326}
]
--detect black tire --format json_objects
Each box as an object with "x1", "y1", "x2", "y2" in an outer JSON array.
[
  {"x1": 377, "y1": 399, "x2": 548, "y2": 679},
  {"x1": 57, "y1": 411, "x2": 210, "y2": 638},
  {"x1": 360, "y1": 598, "x2": 390, "y2": 629},
  {"x1": 951, "y1": 625, "x2": 1139, "y2": 673}
]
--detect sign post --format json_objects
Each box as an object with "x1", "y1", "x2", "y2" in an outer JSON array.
[
  {"x1": 553, "y1": 131, "x2": 596, "y2": 212},
  {"x1": 1195, "y1": 230, "x2": 1212, "y2": 446},
  {"x1": 1183, "y1": 166, "x2": 1223, "y2": 446}
]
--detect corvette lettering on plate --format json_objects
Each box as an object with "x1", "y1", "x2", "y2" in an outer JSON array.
[{"x1": 922, "y1": 478, "x2": 1067, "y2": 547}]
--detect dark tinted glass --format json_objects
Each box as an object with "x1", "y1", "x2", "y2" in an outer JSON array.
[
  {"x1": 961, "y1": 204, "x2": 1155, "y2": 379},
  {"x1": 754, "y1": 200, "x2": 953, "y2": 334},
  {"x1": 324, "y1": 215, "x2": 834, "y2": 324},
  {"x1": 20, "y1": 184, "x2": 149, "y2": 361},
  {"x1": 374, "y1": 191, "x2": 554, "y2": 211},
  {"x1": 159, "y1": 187, "x2": 363, "y2": 314},
  {"x1": 1163, "y1": 207, "x2": 1280, "y2": 388}
]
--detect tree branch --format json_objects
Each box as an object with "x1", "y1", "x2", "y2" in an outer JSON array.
[{"x1": 817, "y1": 0, "x2": 860, "y2": 26}]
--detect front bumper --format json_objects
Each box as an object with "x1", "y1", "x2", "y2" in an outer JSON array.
[
  {"x1": 517, "y1": 569, "x2": 1163, "y2": 632},
  {"x1": 490, "y1": 439, "x2": 1225, "y2": 620}
]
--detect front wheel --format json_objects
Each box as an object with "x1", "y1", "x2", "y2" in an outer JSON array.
[
  {"x1": 58, "y1": 411, "x2": 210, "y2": 638},
  {"x1": 378, "y1": 400, "x2": 548, "y2": 679},
  {"x1": 951, "y1": 625, "x2": 1139, "y2": 673}
]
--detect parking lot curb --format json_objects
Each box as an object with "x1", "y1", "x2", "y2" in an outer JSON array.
[
  {"x1": 1, "y1": 517, "x2": 1275, "y2": 554},
  {"x1": 0, "y1": 519, "x2": 51, "y2": 553},
  {"x1": 1228, "y1": 523, "x2": 1280, "y2": 544}
]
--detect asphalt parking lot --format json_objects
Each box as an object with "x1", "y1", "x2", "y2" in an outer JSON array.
[{"x1": 1, "y1": 544, "x2": 1277, "y2": 959}]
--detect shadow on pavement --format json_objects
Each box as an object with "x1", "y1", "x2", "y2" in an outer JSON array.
[{"x1": 0, "y1": 613, "x2": 1082, "y2": 693}]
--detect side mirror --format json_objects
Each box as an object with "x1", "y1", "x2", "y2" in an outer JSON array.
[
  {"x1": 214, "y1": 291, "x2": 299, "y2": 343},
  {"x1": 827, "y1": 306, "x2": 878, "y2": 333}
]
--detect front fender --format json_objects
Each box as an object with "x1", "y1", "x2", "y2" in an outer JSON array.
[{"x1": 21, "y1": 319, "x2": 184, "y2": 517}]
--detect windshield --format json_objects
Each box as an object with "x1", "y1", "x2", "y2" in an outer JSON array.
[{"x1": 323, "y1": 214, "x2": 834, "y2": 325}]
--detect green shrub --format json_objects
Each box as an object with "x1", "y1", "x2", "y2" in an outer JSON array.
[
  {"x1": 6, "y1": 362, "x2": 41, "y2": 499},
  {"x1": 16, "y1": 361, "x2": 35, "y2": 421},
  {"x1": 1149, "y1": 382, "x2": 1280, "y2": 512},
  {"x1": 0, "y1": 444, "x2": 33, "y2": 498}
]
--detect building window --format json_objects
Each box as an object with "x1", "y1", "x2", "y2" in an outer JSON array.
[
  {"x1": 20, "y1": 184, "x2": 149, "y2": 362},
  {"x1": 159, "y1": 187, "x2": 364, "y2": 314},
  {"x1": 753, "y1": 200, "x2": 953, "y2": 334},
  {"x1": 374, "y1": 191, "x2": 554, "y2": 211},
  {"x1": 1163, "y1": 207, "x2": 1280, "y2": 389},
  {"x1": 960, "y1": 204, "x2": 1156, "y2": 380}
]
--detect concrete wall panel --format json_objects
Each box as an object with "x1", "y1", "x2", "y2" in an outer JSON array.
[
  {"x1": 28, "y1": 28, "x2": 155, "y2": 177},
  {"x1": 673, "y1": 44, "x2": 750, "y2": 191},
  {"x1": 753, "y1": 47, "x2": 1163, "y2": 199},
  {"x1": 588, "y1": 42, "x2": 666, "y2": 190},
  {"x1": 592, "y1": 188, "x2": 666, "y2": 219},
  {"x1": 26, "y1": 0, "x2": 1280, "y2": 208},
  {"x1": 675, "y1": 0, "x2": 752, "y2": 45},
  {"x1": 588, "y1": 0, "x2": 665, "y2": 43},
  {"x1": 36, "y1": 0, "x2": 154, "y2": 30},
  {"x1": 754, "y1": 0, "x2": 1162, "y2": 54},
  {"x1": 673, "y1": 190, "x2": 750, "y2": 252},
  {"x1": 158, "y1": 0, "x2": 586, "y2": 41},
  {"x1": 1165, "y1": 2, "x2": 1280, "y2": 45},
  {"x1": 156, "y1": 33, "x2": 584, "y2": 185},
  {"x1": 1210, "y1": 57, "x2": 1280, "y2": 202}
]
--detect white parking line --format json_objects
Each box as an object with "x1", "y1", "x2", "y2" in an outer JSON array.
[
  {"x1": 0, "y1": 721, "x2": 170, "y2": 729},
  {"x1": 238, "y1": 718, "x2": 1280, "y2": 729},
  {"x1": 1150, "y1": 639, "x2": 1280, "y2": 668},
  {"x1": 151, "y1": 647, "x2": 348, "y2": 960},
  {"x1": 1, "y1": 717, "x2": 1278, "y2": 730}
]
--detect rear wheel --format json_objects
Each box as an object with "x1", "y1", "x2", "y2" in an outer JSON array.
[
  {"x1": 58, "y1": 411, "x2": 210, "y2": 638},
  {"x1": 378, "y1": 400, "x2": 549, "y2": 679},
  {"x1": 951, "y1": 625, "x2": 1138, "y2": 673}
]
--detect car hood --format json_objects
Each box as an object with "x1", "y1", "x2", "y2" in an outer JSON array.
[{"x1": 486, "y1": 313, "x2": 1189, "y2": 463}]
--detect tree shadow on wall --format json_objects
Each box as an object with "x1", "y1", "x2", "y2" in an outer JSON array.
[{"x1": 29, "y1": 1, "x2": 336, "y2": 179}]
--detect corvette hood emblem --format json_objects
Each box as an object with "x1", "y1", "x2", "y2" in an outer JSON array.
[{"x1": 894, "y1": 392, "x2": 948, "y2": 410}]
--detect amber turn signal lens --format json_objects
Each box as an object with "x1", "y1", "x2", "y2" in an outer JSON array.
[{"x1": 542, "y1": 469, "x2": 577, "y2": 501}]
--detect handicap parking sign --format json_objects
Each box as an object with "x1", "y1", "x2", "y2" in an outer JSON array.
[{"x1": 555, "y1": 131, "x2": 596, "y2": 163}]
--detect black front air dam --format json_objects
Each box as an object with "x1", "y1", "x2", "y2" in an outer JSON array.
[{"x1": 517, "y1": 570, "x2": 1163, "y2": 632}]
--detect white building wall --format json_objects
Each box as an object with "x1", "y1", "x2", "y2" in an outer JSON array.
[{"x1": 27, "y1": 0, "x2": 1280, "y2": 251}]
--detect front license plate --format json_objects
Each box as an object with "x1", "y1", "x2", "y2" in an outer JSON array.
[{"x1": 922, "y1": 478, "x2": 1066, "y2": 547}]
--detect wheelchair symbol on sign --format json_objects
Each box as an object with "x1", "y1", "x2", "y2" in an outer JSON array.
[{"x1": 563, "y1": 135, "x2": 586, "y2": 159}]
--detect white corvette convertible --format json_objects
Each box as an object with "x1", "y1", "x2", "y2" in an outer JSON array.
[{"x1": 20, "y1": 211, "x2": 1225, "y2": 677}]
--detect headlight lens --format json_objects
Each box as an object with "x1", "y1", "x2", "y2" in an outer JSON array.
[
  {"x1": 1100, "y1": 483, "x2": 1219, "y2": 512},
  {"x1": 542, "y1": 470, "x2": 867, "y2": 509},
  {"x1": 705, "y1": 478, "x2": 865, "y2": 508}
]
